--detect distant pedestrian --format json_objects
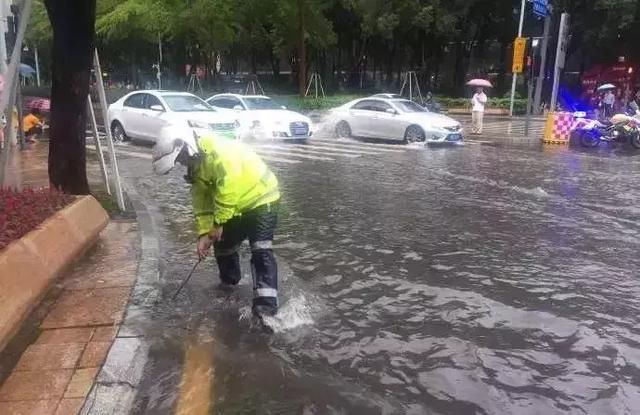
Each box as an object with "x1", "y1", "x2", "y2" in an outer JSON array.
[
  {"x1": 23, "y1": 107, "x2": 44, "y2": 143},
  {"x1": 471, "y1": 87, "x2": 487, "y2": 135},
  {"x1": 603, "y1": 89, "x2": 615, "y2": 118}
]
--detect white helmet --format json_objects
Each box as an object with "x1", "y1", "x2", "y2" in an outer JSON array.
[{"x1": 152, "y1": 126, "x2": 199, "y2": 175}]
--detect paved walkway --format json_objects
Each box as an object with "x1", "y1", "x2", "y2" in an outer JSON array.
[{"x1": 0, "y1": 142, "x2": 140, "y2": 415}]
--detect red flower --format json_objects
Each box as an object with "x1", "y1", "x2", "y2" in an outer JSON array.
[{"x1": 0, "y1": 187, "x2": 74, "y2": 250}]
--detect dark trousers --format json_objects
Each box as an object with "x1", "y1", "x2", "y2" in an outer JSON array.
[
  {"x1": 25, "y1": 126, "x2": 42, "y2": 139},
  {"x1": 214, "y1": 202, "x2": 278, "y2": 313}
]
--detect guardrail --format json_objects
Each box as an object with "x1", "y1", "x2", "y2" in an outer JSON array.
[{"x1": 0, "y1": 0, "x2": 34, "y2": 187}]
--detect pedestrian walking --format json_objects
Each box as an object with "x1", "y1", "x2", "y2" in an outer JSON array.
[
  {"x1": 603, "y1": 89, "x2": 615, "y2": 118},
  {"x1": 471, "y1": 87, "x2": 487, "y2": 135},
  {"x1": 153, "y1": 126, "x2": 281, "y2": 318}
]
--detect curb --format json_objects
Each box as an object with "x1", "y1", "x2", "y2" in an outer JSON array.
[
  {"x1": 0, "y1": 196, "x2": 109, "y2": 352},
  {"x1": 81, "y1": 183, "x2": 161, "y2": 415}
]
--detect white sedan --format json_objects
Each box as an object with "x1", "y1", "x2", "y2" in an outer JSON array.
[
  {"x1": 206, "y1": 94, "x2": 313, "y2": 141},
  {"x1": 331, "y1": 97, "x2": 463, "y2": 144},
  {"x1": 108, "y1": 90, "x2": 239, "y2": 143}
]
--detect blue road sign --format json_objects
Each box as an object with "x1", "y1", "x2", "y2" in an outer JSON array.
[{"x1": 533, "y1": 0, "x2": 548, "y2": 18}]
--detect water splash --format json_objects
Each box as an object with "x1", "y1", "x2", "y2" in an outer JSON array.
[{"x1": 237, "y1": 294, "x2": 315, "y2": 333}]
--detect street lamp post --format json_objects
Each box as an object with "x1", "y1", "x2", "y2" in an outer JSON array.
[{"x1": 509, "y1": 0, "x2": 526, "y2": 116}]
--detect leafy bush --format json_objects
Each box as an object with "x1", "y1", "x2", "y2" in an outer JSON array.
[
  {"x1": 0, "y1": 188, "x2": 75, "y2": 251},
  {"x1": 272, "y1": 94, "x2": 528, "y2": 114},
  {"x1": 437, "y1": 97, "x2": 528, "y2": 114},
  {"x1": 273, "y1": 95, "x2": 365, "y2": 111}
]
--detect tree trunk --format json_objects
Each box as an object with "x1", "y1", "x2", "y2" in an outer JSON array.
[
  {"x1": 44, "y1": 0, "x2": 96, "y2": 194},
  {"x1": 297, "y1": 0, "x2": 306, "y2": 96}
]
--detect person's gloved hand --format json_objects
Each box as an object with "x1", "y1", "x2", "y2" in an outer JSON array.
[{"x1": 197, "y1": 235, "x2": 213, "y2": 259}]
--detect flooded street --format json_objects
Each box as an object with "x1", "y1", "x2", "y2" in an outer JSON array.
[{"x1": 115, "y1": 137, "x2": 640, "y2": 414}]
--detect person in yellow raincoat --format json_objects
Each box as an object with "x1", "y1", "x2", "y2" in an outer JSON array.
[{"x1": 152, "y1": 126, "x2": 281, "y2": 317}]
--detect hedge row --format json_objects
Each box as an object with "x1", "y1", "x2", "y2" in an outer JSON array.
[{"x1": 275, "y1": 95, "x2": 528, "y2": 114}]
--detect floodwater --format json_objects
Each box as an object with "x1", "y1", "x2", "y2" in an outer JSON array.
[{"x1": 116, "y1": 137, "x2": 640, "y2": 415}]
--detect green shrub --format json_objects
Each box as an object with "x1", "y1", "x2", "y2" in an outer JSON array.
[{"x1": 270, "y1": 94, "x2": 528, "y2": 114}]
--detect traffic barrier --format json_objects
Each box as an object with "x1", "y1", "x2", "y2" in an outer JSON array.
[{"x1": 543, "y1": 111, "x2": 574, "y2": 144}]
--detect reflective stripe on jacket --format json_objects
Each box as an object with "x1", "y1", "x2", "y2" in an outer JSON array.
[{"x1": 191, "y1": 134, "x2": 280, "y2": 236}]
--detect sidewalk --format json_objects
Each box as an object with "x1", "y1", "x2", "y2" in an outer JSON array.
[
  {"x1": 0, "y1": 142, "x2": 141, "y2": 415},
  {"x1": 451, "y1": 114, "x2": 545, "y2": 139}
]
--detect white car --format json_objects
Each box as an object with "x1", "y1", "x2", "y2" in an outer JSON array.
[
  {"x1": 108, "y1": 90, "x2": 239, "y2": 143},
  {"x1": 332, "y1": 97, "x2": 463, "y2": 144},
  {"x1": 206, "y1": 94, "x2": 313, "y2": 141}
]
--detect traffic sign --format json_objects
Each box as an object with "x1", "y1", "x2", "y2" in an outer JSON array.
[
  {"x1": 533, "y1": 0, "x2": 548, "y2": 18},
  {"x1": 512, "y1": 37, "x2": 527, "y2": 73}
]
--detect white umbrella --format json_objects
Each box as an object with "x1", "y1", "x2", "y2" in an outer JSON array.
[
  {"x1": 597, "y1": 83, "x2": 616, "y2": 91},
  {"x1": 466, "y1": 79, "x2": 493, "y2": 88}
]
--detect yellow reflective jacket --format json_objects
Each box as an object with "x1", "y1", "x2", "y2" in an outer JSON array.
[{"x1": 191, "y1": 134, "x2": 280, "y2": 236}]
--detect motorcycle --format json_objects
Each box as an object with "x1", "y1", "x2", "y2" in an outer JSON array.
[{"x1": 571, "y1": 112, "x2": 640, "y2": 149}]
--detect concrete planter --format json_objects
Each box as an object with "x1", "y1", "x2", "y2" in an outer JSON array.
[{"x1": 0, "y1": 196, "x2": 109, "y2": 352}]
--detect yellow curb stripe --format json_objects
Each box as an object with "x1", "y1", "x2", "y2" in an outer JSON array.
[{"x1": 174, "y1": 339, "x2": 214, "y2": 415}]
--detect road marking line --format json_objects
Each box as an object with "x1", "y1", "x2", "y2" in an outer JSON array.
[
  {"x1": 257, "y1": 144, "x2": 360, "y2": 158},
  {"x1": 86, "y1": 145, "x2": 152, "y2": 160},
  {"x1": 254, "y1": 148, "x2": 335, "y2": 161},
  {"x1": 175, "y1": 340, "x2": 214, "y2": 415},
  {"x1": 303, "y1": 143, "x2": 401, "y2": 155},
  {"x1": 258, "y1": 155, "x2": 302, "y2": 164},
  {"x1": 310, "y1": 139, "x2": 406, "y2": 152}
]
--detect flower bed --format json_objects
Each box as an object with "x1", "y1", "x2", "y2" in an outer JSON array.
[{"x1": 0, "y1": 188, "x2": 75, "y2": 251}]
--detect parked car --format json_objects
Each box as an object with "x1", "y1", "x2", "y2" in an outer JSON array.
[
  {"x1": 331, "y1": 97, "x2": 463, "y2": 143},
  {"x1": 371, "y1": 93, "x2": 444, "y2": 113},
  {"x1": 371, "y1": 93, "x2": 404, "y2": 99},
  {"x1": 206, "y1": 93, "x2": 313, "y2": 142},
  {"x1": 108, "y1": 90, "x2": 239, "y2": 143}
]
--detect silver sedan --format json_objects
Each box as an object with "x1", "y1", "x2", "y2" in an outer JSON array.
[{"x1": 331, "y1": 97, "x2": 463, "y2": 144}]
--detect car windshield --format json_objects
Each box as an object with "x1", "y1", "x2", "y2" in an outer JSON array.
[
  {"x1": 243, "y1": 97, "x2": 282, "y2": 110},
  {"x1": 161, "y1": 95, "x2": 214, "y2": 112},
  {"x1": 394, "y1": 100, "x2": 428, "y2": 113}
]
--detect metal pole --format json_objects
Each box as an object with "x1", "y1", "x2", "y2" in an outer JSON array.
[
  {"x1": 16, "y1": 76, "x2": 23, "y2": 150},
  {"x1": 550, "y1": 13, "x2": 569, "y2": 113},
  {"x1": 533, "y1": 13, "x2": 551, "y2": 115},
  {"x1": 509, "y1": 0, "x2": 526, "y2": 116},
  {"x1": 34, "y1": 45, "x2": 40, "y2": 86},
  {"x1": 525, "y1": 76, "x2": 533, "y2": 137},
  {"x1": 94, "y1": 49, "x2": 125, "y2": 211},
  {"x1": 157, "y1": 33, "x2": 162, "y2": 89},
  {"x1": 87, "y1": 95, "x2": 110, "y2": 194},
  {"x1": 0, "y1": 0, "x2": 32, "y2": 187},
  {"x1": 0, "y1": 7, "x2": 7, "y2": 74},
  {"x1": 409, "y1": 72, "x2": 413, "y2": 101},
  {"x1": 0, "y1": 0, "x2": 32, "y2": 113}
]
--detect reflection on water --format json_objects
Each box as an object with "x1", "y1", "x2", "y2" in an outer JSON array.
[{"x1": 121, "y1": 142, "x2": 640, "y2": 414}]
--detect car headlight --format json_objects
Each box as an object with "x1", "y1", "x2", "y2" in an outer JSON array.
[{"x1": 188, "y1": 120, "x2": 209, "y2": 129}]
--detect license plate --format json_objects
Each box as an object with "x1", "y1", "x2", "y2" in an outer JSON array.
[{"x1": 447, "y1": 134, "x2": 462, "y2": 141}]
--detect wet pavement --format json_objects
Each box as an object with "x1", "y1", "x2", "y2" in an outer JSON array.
[{"x1": 110, "y1": 136, "x2": 640, "y2": 415}]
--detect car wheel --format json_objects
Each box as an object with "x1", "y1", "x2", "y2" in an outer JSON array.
[
  {"x1": 404, "y1": 125, "x2": 425, "y2": 143},
  {"x1": 111, "y1": 121, "x2": 128, "y2": 143},
  {"x1": 579, "y1": 130, "x2": 599, "y2": 148},
  {"x1": 336, "y1": 121, "x2": 352, "y2": 139}
]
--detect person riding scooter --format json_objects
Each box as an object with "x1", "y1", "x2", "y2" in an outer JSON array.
[{"x1": 152, "y1": 126, "x2": 281, "y2": 318}]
